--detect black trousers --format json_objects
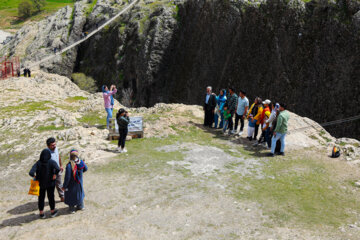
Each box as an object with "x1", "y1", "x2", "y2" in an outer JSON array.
[
  {"x1": 254, "y1": 124, "x2": 259, "y2": 139},
  {"x1": 118, "y1": 128, "x2": 128, "y2": 148},
  {"x1": 234, "y1": 114, "x2": 245, "y2": 131},
  {"x1": 38, "y1": 186, "x2": 55, "y2": 211},
  {"x1": 228, "y1": 112, "x2": 234, "y2": 131},
  {"x1": 204, "y1": 108, "x2": 214, "y2": 127}
]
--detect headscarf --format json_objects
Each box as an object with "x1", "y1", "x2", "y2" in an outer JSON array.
[
  {"x1": 69, "y1": 149, "x2": 84, "y2": 184},
  {"x1": 102, "y1": 85, "x2": 114, "y2": 107},
  {"x1": 39, "y1": 149, "x2": 51, "y2": 164}
]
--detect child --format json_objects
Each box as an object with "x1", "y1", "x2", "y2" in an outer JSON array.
[
  {"x1": 116, "y1": 108, "x2": 130, "y2": 153},
  {"x1": 223, "y1": 105, "x2": 231, "y2": 134},
  {"x1": 247, "y1": 114, "x2": 256, "y2": 141},
  {"x1": 63, "y1": 149, "x2": 88, "y2": 214}
]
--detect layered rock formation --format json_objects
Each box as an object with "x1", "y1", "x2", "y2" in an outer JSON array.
[{"x1": 1, "y1": 0, "x2": 359, "y2": 139}]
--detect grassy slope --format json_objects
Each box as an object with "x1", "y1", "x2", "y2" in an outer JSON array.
[
  {"x1": 0, "y1": 0, "x2": 74, "y2": 29},
  {"x1": 98, "y1": 124, "x2": 360, "y2": 232}
]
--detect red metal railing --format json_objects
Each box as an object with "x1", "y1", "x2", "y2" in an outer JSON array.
[{"x1": 0, "y1": 56, "x2": 20, "y2": 80}]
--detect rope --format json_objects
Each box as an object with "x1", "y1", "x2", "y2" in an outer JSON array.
[
  {"x1": 288, "y1": 114, "x2": 360, "y2": 134},
  {"x1": 28, "y1": 0, "x2": 139, "y2": 69}
]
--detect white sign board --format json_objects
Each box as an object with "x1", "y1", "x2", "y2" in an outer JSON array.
[{"x1": 115, "y1": 116, "x2": 143, "y2": 132}]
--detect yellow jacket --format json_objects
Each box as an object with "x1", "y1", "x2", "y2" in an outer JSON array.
[{"x1": 247, "y1": 103, "x2": 263, "y2": 125}]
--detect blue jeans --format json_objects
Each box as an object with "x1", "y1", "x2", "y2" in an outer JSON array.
[
  {"x1": 271, "y1": 132, "x2": 286, "y2": 154},
  {"x1": 214, "y1": 112, "x2": 224, "y2": 128},
  {"x1": 264, "y1": 128, "x2": 272, "y2": 148},
  {"x1": 105, "y1": 108, "x2": 113, "y2": 128},
  {"x1": 223, "y1": 120, "x2": 229, "y2": 132}
]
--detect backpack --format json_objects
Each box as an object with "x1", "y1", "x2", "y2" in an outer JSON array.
[{"x1": 331, "y1": 146, "x2": 340, "y2": 158}]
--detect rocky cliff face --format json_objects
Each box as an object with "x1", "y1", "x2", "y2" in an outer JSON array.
[{"x1": 1, "y1": 0, "x2": 359, "y2": 139}]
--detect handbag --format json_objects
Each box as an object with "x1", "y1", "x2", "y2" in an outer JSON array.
[{"x1": 28, "y1": 179, "x2": 40, "y2": 196}]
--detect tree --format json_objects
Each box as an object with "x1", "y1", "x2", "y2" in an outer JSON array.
[
  {"x1": 31, "y1": 0, "x2": 46, "y2": 13},
  {"x1": 71, "y1": 73, "x2": 97, "y2": 93},
  {"x1": 18, "y1": 0, "x2": 33, "y2": 19}
]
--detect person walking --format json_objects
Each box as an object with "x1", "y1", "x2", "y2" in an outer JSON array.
[
  {"x1": 29, "y1": 149, "x2": 60, "y2": 219},
  {"x1": 214, "y1": 89, "x2": 227, "y2": 128},
  {"x1": 227, "y1": 87, "x2": 238, "y2": 134},
  {"x1": 203, "y1": 86, "x2": 216, "y2": 127},
  {"x1": 268, "y1": 103, "x2": 290, "y2": 157},
  {"x1": 46, "y1": 137, "x2": 64, "y2": 202},
  {"x1": 63, "y1": 149, "x2": 88, "y2": 213},
  {"x1": 116, "y1": 108, "x2": 130, "y2": 153},
  {"x1": 102, "y1": 85, "x2": 117, "y2": 129},
  {"x1": 234, "y1": 90, "x2": 249, "y2": 135}
]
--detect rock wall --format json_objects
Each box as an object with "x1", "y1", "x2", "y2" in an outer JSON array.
[{"x1": 2, "y1": 0, "x2": 359, "y2": 139}]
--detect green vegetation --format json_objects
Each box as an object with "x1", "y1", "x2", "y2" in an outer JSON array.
[
  {"x1": 37, "y1": 125, "x2": 66, "y2": 131},
  {"x1": 0, "y1": 150, "x2": 27, "y2": 168},
  {"x1": 67, "y1": 4, "x2": 75, "y2": 36},
  {"x1": 231, "y1": 155, "x2": 360, "y2": 228},
  {"x1": 96, "y1": 137, "x2": 184, "y2": 176},
  {"x1": 18, "y1": 0, "x2": 33, "y2": 18},
  {"x1": 65, "y1": 96, "x2": 88, "y2": 103},
  {"x1": 77, "y1": 111, "x2": 106, "y2": 126},
  {"x1": 71, "y1": 72, "x2": 97, "y2": 93},
  {"x1": 0, "y1": 101, "x2": 51, "y2": 118},
  {"x1": 85, "y1": 0, "x2": 97, "y2": 17},
  {"x1": 0, "y1": 0, "x2": 74, "y2": 29}
]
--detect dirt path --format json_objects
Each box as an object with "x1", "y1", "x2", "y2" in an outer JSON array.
[{"x1": 1, "y1": 125, "x2": 359, "y2": 240}]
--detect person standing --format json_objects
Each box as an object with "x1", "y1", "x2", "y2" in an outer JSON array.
[
  {"x1": 227, "y1": 87, "x2": 238, "y2": 134},
  {"x1": 102, "y1": 85, "x2": 117, "y2": 129},
  {"x1": 234, "y1": 90, "x2": 249, "y2": 135},
  {"x1": 63, "y1": 149, "x2": 88, "y2": 213},
  {"x1": 268, "y1": 103, "x2": 290, "y2": 156},
  {"x1": 214, "y1": 89, "x2": 227, "y2": 128},
  {"x1": 116, "y1": 108, "x2": 130, "y2": 153},
  {"x1": 47, "y1": 137, "x2": 64, "y2": 202},
  {"x1": 203, "y1": 86, "x2": 216, "y2": 127},
  {"x1": 29, "y1": 149, "x2": 60, "y2": 218},
  {"x1": 254, "y1": 99, "x2": 271, "y2": 146},
  {"x1": 263, "y1": 103, "x2": 279, "y2": 148}
]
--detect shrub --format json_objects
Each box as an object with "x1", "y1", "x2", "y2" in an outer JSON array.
[
  {"x1": 71, "y1": 73, "x2": 97, "y2": 93},
  {"x1": 18, "y1": 0, "x2": 33, "y2": 19},
  {"x1": 31, "y1": 0, "x2": 46, "y2": 13}
]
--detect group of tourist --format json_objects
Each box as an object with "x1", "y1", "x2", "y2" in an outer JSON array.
[
  {"x1": 204, "y1": 86, "x2": 290, "y2": 157},
  {"x1": 29, "y1": 138, "x2": 87, "y2": 218}
]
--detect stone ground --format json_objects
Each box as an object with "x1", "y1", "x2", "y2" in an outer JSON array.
[{"x1": 0, "y1": 72, "x2": 360, "y2": 239}]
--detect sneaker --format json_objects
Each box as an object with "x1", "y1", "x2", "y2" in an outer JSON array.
[
  {"x1": 39, "y1": 214, "x2": 46, "y2": 219},
  {"x1": 267, "y1": 153, "x2": 275, "y2": 157},
  {"x1": 278, "y1": 152, "x2": 285, "y2": 156},
  {"x1": 253, "y1": 142, "x2": 259, "y2": 146},
  {"x1": 238, "y1": 131, "x2": 243, "y2": 136},
  {"x1": 116, "y1": 147, "x2": 122, "y2": 153},
  {"x1": 50, "y1": 209, "x2": 58, "y2": 218},
  {"x1": 122, "y1": 148, "x2": 128, "y2": 153},
  {"x1": 230, "y1": 130, "x2": 236, "y2": 134},
  {"x1": 247, "y1": 136, "x2": 252, "y2": 141}
]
